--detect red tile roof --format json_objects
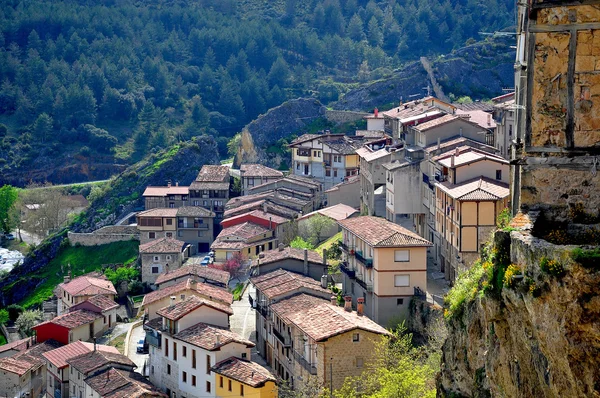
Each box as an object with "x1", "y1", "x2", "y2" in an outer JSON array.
[
  {"x1": 252, "y1": 247, "x2": 324, "y2": 268},
  {"x1": 156, "y1": 295, "x2": 233, "y2": 320},
  {"x1": 2, "y1": 340, "x2": 62, "y2": 375},
  {"x1": 211, "y1": 222, "x2": 273, "y2": 250},
  {"x1": 211, "y1": 357, "x2": 276, "y2": 388},
  {"x1": 194, "y1": 165, "x2": 230, "y2": 182},
  {"x1": 142, "y1": 279, "x2": 233, "y2": 307},
  {"x1": 42, "y1": 341, "x2": 119, "y2": 369},
  {"x1": 136, "y1": 208, "x2": 178, "y2": 218},
  {"x1": 34, "y1": 310, "x2": 103, "y2": 330},
  {"x1": 154, "y1": 264, "x2": 230, "y2": 286},
  {"x1": 435, "y1": 177, "x2": 510, "y2": 201},
  {"x1": 142, "y1": 186, "x2": 189, "y2": 197},
  {"x1": 67, "y1": 351, "x2": 136, "y2": 375},
  {"x1": 174, "y1": 323, "x2": 254, "y2": 351},
  {"x1": 72, "y1": 294, "x2": 119, "y2": 312},
  {"x1": 339, "y1": 216, "x2": 432, "y2": 248},
  {"x1": 58, "y1": 275, "x2": 117, "y2": 297},
  {"x1": 221, "y1": 209, "x2": 291, "y2": 226},
  {"x1": 240, "y1": 164, "x2": 284, "y2": 178},
  {"x1": 139, "y1": 237, "x2": 187, "y2": 254},
  {"x1": 0, "y1": 357, "x2": 33, "y2": 375},
  {"x1": 0, "y1": 337, "x2": 33, "y2": 354},
  {"x1": 85, "y1": 368, "x2": 166, "y2": 398},
  {"x1": 250, "y1": 269, "x2": 331, "y2": 300}
]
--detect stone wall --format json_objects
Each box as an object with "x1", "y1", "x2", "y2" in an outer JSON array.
[
  {"x1": 68, "y1": 225, "x2": 139, "y2": 246},
  {"x1": 324, "y1": 109, "x2": 369, "y2": 125}
]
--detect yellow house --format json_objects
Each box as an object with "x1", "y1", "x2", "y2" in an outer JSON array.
[
  {"x1": 212, "y1": 357, "x2": 277, "y2": 398},
  {"x1": 211, "y1": 222, "x2": 276, "y2": 263}
]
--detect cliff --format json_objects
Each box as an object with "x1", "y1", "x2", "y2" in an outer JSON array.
[{"x1": 438, "y1": 215, "x2": 600, "y2": 397}]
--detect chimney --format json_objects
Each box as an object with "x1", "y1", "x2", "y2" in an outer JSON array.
[
  {"x1": 344, "y1": 296, "x2": 352, "y2": 312},
  {"x1": 374, "y1": 108, "x2": 379, "y2": 118},
  {"x1": 437, "y1": 137, "x2": 441, "y2": 152},
  {"x1": 93, "y1": 337, "x2": 97, "y2": 351},
  {"x1": 170, "y1": 296, "x2": 176, "y2": 306},
  {"x1": 176, "y1": 181, "x2": 179, "y2": 187},
  {"x1": 278, "y1": 243, "x2": 284, "y2": 251},
  {"x1": 357, "y1": 297, "x2": 365, "y2": 316},
  {"x1": 303, "y1": 249, "x2": 309, "y2": 276},
  {"x1": 330, "y1": 296, "x2": 337, "y2": 306},
  {"x1": 451, "y1": 155, "x2": 455, "y2": 167},
  {"x1": 167, "y1": 180, "x2": 172, "y2": 188},
  {"x1": 487, "y1": 114, "x2": 491, "y2": 126},
  {"x1": 455, "y1": 147, "x2": 460, "y2": 156},
  {"x1": 321, "y1": 274, "x2": 328, "y2": 289},
  {"x1": 269, "y1": 217, "x2": 272, "y2": 230},
  {"x1": 165, "y1": 263, "x2": 169, "y2": 274},
  {"x1": 322, "y1": 249, "x2": 327, "y2": 268},
  {"x1": 262, "y1": 202, "x2": 268, "y2": 214}
]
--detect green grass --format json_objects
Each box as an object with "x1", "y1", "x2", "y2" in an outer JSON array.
[
  {"x1": 220, "y1": 157, "x2": 233, "y2": 164},
  {"x1": 232, "y1": 283, "x2": 245, "y2": 301},
  {"x1": 19, "y1": 240, "x2": 139, "y2": 309},
  {"x1": 0, "y1": 332, "x2": 7, "y2": 345},
  {"x1": 315, "y1": 232, "x2": 342, "y2": 268},
  {"x1": 132, "y1": 295, "x2": 145, "y2": 303}
]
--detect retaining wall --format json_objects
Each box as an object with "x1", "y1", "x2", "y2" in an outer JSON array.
[
  {"x1": 68, "y1": 225, "x2": 140, "y2": 246},
  {"x1": 325, "y1": 109, "x2": 369, "y2": 124}
]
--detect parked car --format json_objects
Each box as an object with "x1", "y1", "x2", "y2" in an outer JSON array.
[
  {"x1": 136, "y1": 339, "x2": 148, "y2": 354},
  {"x1": 5, "y1": 233, "x2": 15, "y2": 240},
  {"x1": 208, "y1": 251, "x2": 215, "y2": 258},
  {"x1": 200, "y1": 255, "x2": 211, "y2": 266}
]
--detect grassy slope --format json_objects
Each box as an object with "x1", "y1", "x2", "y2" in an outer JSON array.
[
  {"x1": 19, "y1": 240, "x2": 139, "y2": 308},
  {"x1": 315, "y1": 232, "x2": 342, "y2": 267}
]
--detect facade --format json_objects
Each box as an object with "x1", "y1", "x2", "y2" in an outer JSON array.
[
  {"x1": 212, "y1": 357, "x2": 277, "y2": 398},
  {"x1": 211, "y1": 222, "x2": 277, "y2": 263},
  {"x1": 252, "y1": 246, "x2": 328, "y2": 282},
  {"x1": 55, "y1": 274, "x2": 117, "y2": 316},
  {"x1": 356, "y1": 146, "x2": 402, "y2": 217},
  {"x1": 338, "y1": 216, "x2": 432, "y2": 326},
  {"x1": 324, "y1": 175, "x2": 360, "y2": 208},
  {"x1": 33, "y1": 310, "x2": 105, "y2": 345},
  {"x1": 189, "y1": 165, "x2": 230, "y2": 221},
  {"x1": 140, "y1": 238, "x2": 190, "y2": 286},
  {"x1": 240, "y1": 164, "x2": 284, "y2": 196},
  {"x1": 154, "y1": 263, "x2": 230, "y2": 289},
  {"x1": 383, "y1": 157, "x2": 422, "y2": 231},
  {"x1": 297, "y1": 204, "x2": 359, "y2": 242},
  {"x1": 491, "y1": 92, "x2": 516, "y2": 159},
  {"x1": 69, "y1": 294, "x2": 119, "y2": 332},
  {"x1": 143, "y1": 183, "x2": 190, "y2": 210},
  {"x1": 247, "y1": 175, "x2": 324, "y2": 211},
  {"x1": 364, "y1": 108, "x2": 385, "y2": 131}
]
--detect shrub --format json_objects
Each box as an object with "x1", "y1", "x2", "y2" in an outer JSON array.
[
  {"x1": 503, "y1": 264, "x2": 522, "y2": 288},
  {"x1": 6, "y1": 304, "x2": 24, "y2": 322},
  {"x1": 496, "y1": 208, "x2": 514, "y2": 231},
  {"x1": 540, "y1": 257, "x2": 566, "y2": 277},
  {"x1": 571, "y1": 248, "x2": 600, "y2": 269},
  {"x1": 289, "y1": 236, "x2": 314, "y2": 250},
  {"x1": 444, "y1": 260, "x2": 486, "y2": 318}
]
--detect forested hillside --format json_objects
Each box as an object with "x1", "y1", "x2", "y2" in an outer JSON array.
[{"x1": 0, "y1": 0, "x2": 514, "y2": 186}]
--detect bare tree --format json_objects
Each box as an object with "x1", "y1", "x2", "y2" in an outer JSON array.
[{"x1": 20, "y1": 183, "x2": 73, "y2": 237}]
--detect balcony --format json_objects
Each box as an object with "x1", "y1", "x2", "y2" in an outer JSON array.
[
  {"x1": 355, "y1": 250, "x2": 373, "y2": 268},
  {"x1": 146, "y1": 334, "x2": 161, "y2": 348},
  {"x1": 178, "y1": 223, "x2": 210, "y2": 229},
  {"x1": 256, "y1": 303, "x2": 270, "y2": 318},
  {"x1": 323, "y1": 159, "x2": 331, "y2": 167},
  {"x1": 339, "y1": 262, "x2": 356, "y2": 279},
  {"x1": 294, "y1": 350, "x2": 317, "y2": 375},
  {"x1": 273, "y1": 328, "x2": 292, "y2": 347},
  {"x1": 356, "y1": 277, "x2": 374, "y2": 292},
  {"x1": 339, "y1": 241, "x2": 352, "y2": 253}
]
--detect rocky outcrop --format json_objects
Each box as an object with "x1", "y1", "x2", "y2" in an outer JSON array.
[{"x1": 438, "y1": 224, "x2": 600, "y2": 397}]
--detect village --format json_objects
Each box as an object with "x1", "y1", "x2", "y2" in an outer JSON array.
[{"x1": 0, "y1": 93, "x2": 516, "y2": 398}]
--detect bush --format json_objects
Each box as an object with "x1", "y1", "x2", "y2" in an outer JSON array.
[
  {"x1": 6, "y1": 304, "x2": 24, "y2": 322},
  {"x1": 503, "y1": 264, "x2": 522, "y2": 288},
  {"x1": 540, "y1": 257, "x2": 566, "y2": 277},
  {"x1": 289, "y1": 236, "x2": 314, "y2": 250},
  {"x1": 571, "y1": 248, "x2": 600, "y2": 269},
  {"x1": 444, "y1": 260, "x2": 486, "y2": 318}
]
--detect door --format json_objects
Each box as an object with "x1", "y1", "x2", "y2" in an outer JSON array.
[
  {"x1": 198, "y1": 242, "x2": 210, "y2": 252},
  {"x1": 304, "y1": 164, "x2": 309, "y2": 175}
]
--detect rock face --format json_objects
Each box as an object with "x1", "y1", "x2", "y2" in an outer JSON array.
[{"x1": 438, "y1": 228, "x2": 600, "y2": 397}]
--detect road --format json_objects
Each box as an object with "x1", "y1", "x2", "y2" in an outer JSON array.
[
  {"x1": 229, "y1": 278, "x2": 256, "y2": 342},
  {"x1": 128, "y1": 324, "x2": 149, "y2": 375}
]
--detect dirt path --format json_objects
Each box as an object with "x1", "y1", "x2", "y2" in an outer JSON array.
[{"x1": 420, "y1": 57, "x2": 449, "y2": 102}]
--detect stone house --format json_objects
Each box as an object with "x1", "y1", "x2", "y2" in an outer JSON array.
[
  {"x1": 252, "y1": 246, "x2": 328, "y2": 282},
  {"x1": 226, "y1": 189, "x2": 312, "y2": 217},
  {"x1": 143, "y1": 183, "x2": 190, "y2": 210},
  {"x1": 338, "y1": 216, "x2": 432, "y2": 327},
  {"x1": 247, "y1": 175, "x2": 324, "y2": 211},
  {"x1": 211, "y1": 222, "x2": 277, "y2": 263},
  {"x1": 139, "y1": 238, "x2": 190, "y2": 287},
  {"x1": 189, "y1": 165, "x2": 230, "y2": 221},
  {"x1": 240, "y1": 164, "x2": 284, "y2": 196},
  {"x1": 324, "y1": 175, "x2": 360, "y2": 209},
  {"x1": 154, "y1": 262, "x2": 230, "y2": 289},
  {"x1": 55, "y1": 274, "x2": 117, "y2": 316}
]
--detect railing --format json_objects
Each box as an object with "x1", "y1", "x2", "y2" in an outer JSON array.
[
  {"x1": 293, "y1": 350, "x2": 317, "y2": 375},
  {"x1": 339, "y1": 262, "x2": 356, "y2": 279},
  {"x1": 178, "y1": 223, "x2": 209, "y2": 229},
  {"x1": 256, "y1": 303, "x2": 269, "y2": 318},
  {"x1": 273, "y1": 328, "x2": 292, "y2": 347},
  {"x1": 323, "y1": 160, "x2": 331, "y2": 167},
  {"x1": 356, "y1": 277, "x2": 373, "y2": 292},
  {"x1": 355, "y1": 250, "x2": 373, "y2": 268},
  {"x1": 55, "y1": 388, "x2": 62, "y2": 398},
  {"x1": 146, "y1": 334, "x2": 161, "y2": 348}
]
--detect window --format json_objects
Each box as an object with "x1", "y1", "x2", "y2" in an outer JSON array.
[
  {"x1": 166, "y1": 219, "x2": 173, "y2": 225},
  {"x1": 241, "y1": 353, "x2": 247, "y2": 359},
  {"x1": 165, "y1": 338, "x2": 169, "y2": 356},
  {"x1": 394, "y1": 275, "x2": 410, "y2": 287},
  {"x1": 240, "y1": 385, "x2": 245, "y2": 396},
  {"x1": 166, "y1": 232, "x2": 173, "y2": 238},
  {"x1": 180, "y1": 294, "x2": 185, "y2": 300},
  {"x1": 166, "y1": 255, "x2": 172, "y2": 261},
  {"x1": 206, "y1": 355, "x2": 211, "y2": 374},
  {"x1": 151, "y1": 366, "x2": 154, "y2": 374},
  {"x1": 149, "y1": 232, "x2": 156, "y2": 239},
  {"x1": 333, "y1": 169, "x2": 338, "y2": 177},
  {"x1": 397, "y1": 298, "x2": 404, "y2": 305},
  {"x1": 325, "y1": 169, "x2": 331, "y2": 177},
  {"x1": 192, "y1": 375, "x2": 196, "y2": 386},
  {"x1": 193, "y1": 200, "x2": 199, "y2": 206},
  {"x1": 192, "y1": 349, "x2": 196, "y2": 369},
  {"x1": 356, "y1": 357, "x2": 364, "y2": 368},
  {"x1": 173, "y1": 342, "x2": 177, "y2": 360},
  {"x1": 151, "y1": 266, "x2": 159, "y2": 274},
  {"x1": 182, "y1": 371, "x2": 187, "y2": 383},
  {"x1": 496, "y1": 170, "x2": 502, "y2": 180},
  {"x1": 182, "y1": 195, "x2": 188, "y2": 201},
  {"x1": 182, "y1": 346, "x2": 187, "y2": 357},
  {"x1": 352, "y1": 333, "x2": 360, "y2": 342},
  {"x1": 167, "y1": 364, "x2": 171, "y2": 375},
  {"x1": 394, "y1": 250, "x2": 410, "y2": 262},
  {"x1": 228, "y1": 380, "x2": 232, "y2": 391},
  {"x1": 219, "y1": 376, "x2": 223, "y2": 388},
  {"x1": 153, "y1": 255, "x2": 160, "y2": 262}
]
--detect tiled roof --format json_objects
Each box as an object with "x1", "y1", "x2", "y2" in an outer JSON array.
[
  {"x1": 176, "y1": 206, "x2": 215, "y2": 217},
  {"x1": 338, "y1": 216, "x2": 432, "y2": 248},
  {"x1": 356, "y1": 147, "x2": 392, "y2": 162},
  {"x1": 435, "y1": 177, "x2": 510, "y2": 201},
  {"x1": 422, "y1": 137, "x2": 497, "y2": 155},
  {"x1": 456, "y1": 109, "x2": 496, "y2": 130},
  {"x1": 491, "y1": 92, "x2": 515, "y2": 103},
  {"x1": 139, "y1": 237, "x2": 187, "y2": 254},
  {"x1": 194, "y1": 165, "x2": 230, "y2": 182},
  {"x1": 324, "y1": 136, "x2": 365, "y2": 155},
  {"x1": 42, "y1": 341, "x2": 119, "y2": 369},
  {"x1": 212, "y1": 357, "x2": 276, "y2": 388},
  {"x1": 250, "y1": 269, "x2": 331, "y2": 300},
  {"x1": 223, "y1": 200, "x2": 298, "y2": 220},
  {"x1": 289, "y1": 133, "x2": 346, "y2": 146},
  {"x1": 222, "y1": 210, "x2": 291, "y2": 226},
  {"x1": 299, "y1": 203, "x2": 358, "y2": 222},
  {"x1": 271, "y1": 294, "x2": 390, "y2": 342},
  {"x1": 143, "y1": 186, "x2": 189, "y2": 197},
  {"x1": 142, "y1": 278, "x2": 233, "y2": 306},
  {"x1": 252, "y1": 247, "x2": 324, "y2": 268},
  {"x1": 67, "y1": 351, "x2": 136, "y2": 375},
  {"x1": 4, "y1": 340, "x2": 62, "y2": 375},
  {"x1": 434, "y1": 146, "x2": 507, "y2": 167},
  {"x1": 382, "y1": 158, "x2": 413, "y2": 171},
  {"x1": 0, "y1": 337, "x2": 32, "y2": 354},
  {"x1": 156, "y1": 295, "x2": 233, "y2": 320},
  {"x1": 240, "y1": 164, "x2": 284, "y2": 178},
  {"x1": 0, "y1": 357, "x2": 34, "y2": 375},
  {"x1": 189, "y1": 181, "x2": 230, "y2": 191},
  {"x1": 155, "y1": 264, "x2": 230, "y2": 286},
  {"x1": 324, "y1": 175, "x2": 359, "y2": 193},
  {"x1": 174, "y1": 323, "x2": 254, "y2": 351},
  {"x1": 211, "y1": 222, "x2": 272, "y2": 250},
  {"x1": 284, "y1": 174, "x2": 322, "y2": 188},
  {"x1": 85, "y1": 368, "x2": 166, "y2": 398},
  {"x1": 413, "y1": 114, "x2": 461, "y2": 131},
  {"x1": 59, "y1": 275, "x2": 117, "y2": 297},
  {"x1": 453, "y1": 102, "x2": 495, "y2": 112},
  {"x1": 34, "y1": 310, "x2": 103, "y2": 330},
  {"x1": 137, "y1": 208, "x2": 178, "y2": 218},
  {"x1": 75, "y1": 294, "x2": 119, "y2": 311}
]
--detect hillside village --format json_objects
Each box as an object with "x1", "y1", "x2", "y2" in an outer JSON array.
[{"x1": 0, "y1": 91, "x2": 519, "y2": 398}]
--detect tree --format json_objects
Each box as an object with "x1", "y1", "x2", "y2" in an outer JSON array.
[
  {"x1": 267, "y1": 57, "x2": 291, "y2": 88},
  {"x1": 0, "y1": 185, "x2": 18, "y2": 234},
  {"x1": 290, "y1": 236, "x2": 314, "y2": 250},
  {"x1": 347, "y1": 14, "x2": 366, "y2": 41},
  {"x1": 211, "y1": 252, "x2": 243, "y2": 279},
  {"x1": 32, "y1": 113, "x2": 53, "y2": 143},
  {"x1": 16, "y1": 309, "x2": 43, "y2": 337},
  {"x1": 104, "y1": 266, "x2": 139, "y2": 286},
  {"x1": 6, "y1": 304, "x2": 24, "y2": 322},
  {"x1": 20, "y1": 183, "x2": 72, "y2": 237},
  {"x1": 301, "y1": 214, "x2": 335, "y2": 245}
]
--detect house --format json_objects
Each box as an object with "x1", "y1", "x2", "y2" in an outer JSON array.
[
  {"x1": 211, "y1": 222, "x2": 276, "y2": 263},
  {"x1": 137, "y1": 208, "x2": 178, "y2": 244},
  {"x1": 139, "y1": 238, "x2": 191, "y2": 286},
  {"x1": 43, "y1": 341, "x2": 119, "y2": 398},
  {"x1": 189, "y1": 165, "x2": 230, "y2": 221},
  {"x1": 226, "y1": 190, "x2": 311, "y2": 217},
  {"x1": 324, "y1": 175, "x2": 360, "y2": 209},
  {"x1": 382, "y1": 156, "x2": 422, "y2": 231},
  {"x1": 297, "y1": 203, "x2": 359, "y2": 242},
  {"x1": 220, "y1": 206, "x2": 293, "y2": 245},
  {"x1": 240, "y1": 164, "x2": 284, "y2": 196},
  {"x1": 363, "y1": 108, "x2": 385, "y2": 131},
  {"x1": 0, "y1": 340, "x2": 61, "y2": 398},
  {"x1": 247, "y1": 175, "x2": 324, "y2": 211},
  {"x1": 84, "y1": 367, "x2": 165, "y2": 398},
  {"x1": 55, "y1": 274, "x2": 117, "y2": 315},
  {"x1": 70, "y1": 294, "x2": 119, "y2": 333},
  {"x1": 155, "y1": 263, "x2": 230, "y2": 289},
  {"x1": 143, "y1": 182, "x2": 190, "y2": 210},
  {"x1": 141, "y1": 278, "x2": 233, "y2": 320},
  {"x1": 33, "y1": 310, "x2": 105, "y2": 345},
  {"x1": 212, "y1": 357, "x2": 277, "y2": 398},
  {"x1": 252, "y1": 246, "x2": 328, "y2": 281},
  {"x1": 0, "y1": 337, "x2": 33, "y2": 359},
  {"x1": 491, "y1": 92, "x2": 515, "y2": 160},
  {"x1": 338, "y1": 216, "x2": 432, "y2": 326}
]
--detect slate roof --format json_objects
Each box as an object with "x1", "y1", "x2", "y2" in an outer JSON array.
[
  {"x1": 74, "y1": 294, "x2": 119, "y2": 311},
  {"x1": 136, "y1": 208, "x2": 178, "y2": 218},
  {"x1": 58, "y1": 275, "x2": 117, "y2": 297},
  {"x1": 34, "y1": 310, "x2": 103, "y2": 330},
  {"x1": 85, "y1": 368, "x2": 166, "y2": 398},
  {"x1": 211, "y1": 222, "x2": 273, "y2": 250},
  {"x1": 211, "y1": 357, "x2": 276, "y2": 388},
  {"x1": 156, "y1": 295, "x2": 233, "y2": 320},
  {"x1": 338, "y1": 216, "x2": 432, "y2": 248},
  {"x1": 240, "y1": 164, "x2": 284, "y2": 178},
  {"x1": 142, "y1": 278, "x2": 233, "y2": 306},
  {"x1": 67, "y1": 351, "x2": 136, "y2": 375},
  {"x1": 250, "y1": 269, "x2": 331, "y2": 300},
  {"x1": 174, "y1": 323, "x2": 255, "y2": 351},
  {"x1": 143, "y1": 186, "x2": 189, "y2": 197},
  {"x1": 271, "y1": 294, "x2": 391, "y2": 342},
  {"x1": 42, "y1": 341, "x2": 119, "y2": 369},
  {"x1": 139, "y1": 237, "x2": 187, "y2": 254},
  {"x1": 435, "y1": 177, "x2": 510, "y2": 201},
  {"x1": 155, "y1": 264, "x2": 230, "y2": 286},
  {"x1": 176, "y1": 206, "x2": 215, "y2": 217},
  {"x1": 252, "y1": 247, "x2": 324, "y2": 267},
  {"x1": 299, "y1": 203, "x2": 358, "y2": 221}
]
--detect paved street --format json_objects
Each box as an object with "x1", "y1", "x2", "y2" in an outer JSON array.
[
  {"x1": 229, "y1": 278, "x2": 256, "y2": 342},
  {"x1": 128, "y1": 324, "x2": 149, "y2": 375}
]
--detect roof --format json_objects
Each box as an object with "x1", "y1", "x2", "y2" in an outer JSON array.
[
  {"x1": 435, "y1": 176, "x2": 510, "y2": 201},
  {"x1": 189, "y1": 181, "x2": 230, "y2": 191},
  {"x1": 142, "y1": 186, "x2": 189, "y2": 197},
  {"x1": 66, "y1": 194, "x2": 89, "y2": 208},
  {"x1": 456, "y1": 109, "x2": 496, "y2": 130},
  {"x1": 324, "y1": 175, "x2": 360, "y2": 193},
  {"x1": 176, "y1": 206, "x2": 215, "y2": 217},
  {"x1": 194, "y1": 165, "x2": 230, "y2": 182},
  {"x1": 240, "y1": 164, "x2": 284, "y2": 178},
  {"x1": 250, "y1": 269, "x2": 330, "y2": 300},
  {"x1": 338, "y1": 216, "x2": 432, "y2": 248},
  {"x1": 422, "y1": 136, "x2": 497, "y2": 155},
  {"x1": 382, "y1": 97, "x2": 455, "y2": 120},
  {"x1": 42, "y1": 341, "x2": 119, "y2": 369},
  {"x1": 382, "y1": 158, "x2": 413, "y2": 171},
  {"x1": 139, "y1": 237, "x2": 187, "y2": 254},
  {"x1": 137, "y1": 208, "x2": 178, "y2": 218},
  {"x1": 222, "y1": 209, "x2": 291, "y2": 226},
  {"x1": 413, "y1": 114, "x2": 462, "y2": 132},
  {"x1": 85, "y1": 368, "x2": 166, "y2": 398},
  {"x1": 299, "y1": 203, "x2": 358, "y2": 222},
  {"x1": 156, "y1": 295, "x2": 233, "y2": 320},
  {"x1": 174, "y1": 323, "x2": 255, "y2": 351},
  {"x1": 271, "y1": 294, "x2": 390, "y2": 342},
  {"x1": 0, "y1": 357, "x2": 34, "y2": 376},
  {"x1": 73, "y1": 294, "x2": 119, "y2": 312},
  {"x1": 491, "y1": 92, "x2": 515, "y2": 103},
  {"x1": 155, "y1": 264, "x2": 230, "y2": 286},
  {"x1": 436, "y1": 147, "x2": 508, "y2": 168},
  {"x1": 67, "y1": 351, "x2": 136, "y2": 375},
  {"x1": 253, "y1": 247, "x2": 324, "y2": 267},
  {"x1": 142, "y1": 278, "x2": 233, "y2": 306},
  {"x1": 211, "y1": 357, "x2": 276, "y2": 388},
  {"x1": 0, "y1": 337, "x2": 32, "y2": 355},
  {"x1": 224, "y1": 199, "x2": 298, "y2": 220},
  {"x1": 2, "y1": 340, "x2": 62, "y2": 375},
  {"x1": 289, "y1": 133, "x2": 345, "y2": 146},
  {"x1": 284, "y1": 174, "x2": 322, "y2": 188},
  {"x1": 58, "y1": 275, "x2": 117, "y2": 297},
  {"x1": 356, "y1": 147, "x2": 392, "y2": 162},
  {"x1": 34, "y1": 310, "x2": 103, "y2": 330},
  {"x1": 453, "y1": 102, "x2": 495, "y2": 112},
  {"x1": 211, "y1": 222, "x2": 273, "y2": 250}
]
